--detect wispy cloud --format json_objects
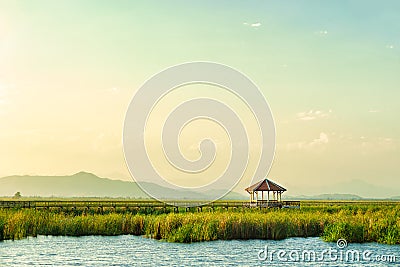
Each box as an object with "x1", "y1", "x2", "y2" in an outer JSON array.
[
  {"x1": 368, "y1": 109, "x2": 381, "y2": 113},
  {"x1": 331, "y1": 134, "x2": 397, "y2": 152},
  {"x1": 296, "y1": 109, "x2": 332, "y2": 121},
  {"x1": 359, "y1": 136, "x2": 398, "y2": 152},
  {"x1": 243, "y1": 22, "x2": 261, "y2": 28},
  {"x1": 310, "y1": 132, "x2": 329, "y2": 146},
  {"x1": 284, "y1": 132, "x2": 398, "y2": 152},
  {"x1": 286, "y1": 132, "x2": 329, "y2": 151},
  {"x1": 315, "y1": 30, "x2": 328, "y2": 36}
]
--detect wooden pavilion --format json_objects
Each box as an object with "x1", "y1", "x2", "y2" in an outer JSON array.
[{"x1": 245, "y1": 178, "x2": 287, "y2": 207}]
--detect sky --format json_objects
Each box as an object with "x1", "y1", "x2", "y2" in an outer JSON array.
[{"x1": 0, "y1": 0, "x2": 399, "y2": 197}]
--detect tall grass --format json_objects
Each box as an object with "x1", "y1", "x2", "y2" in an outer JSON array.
[
  {"x1": 321, "y1": 205, "x2": 400, "y2": 244},
  {"x1": 0, "y1": 205, "x2": 399, "y2": 244}
]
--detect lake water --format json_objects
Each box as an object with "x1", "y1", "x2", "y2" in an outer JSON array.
[{"x1": 0, "y1": 235, "x2": 399, "y2": 266}]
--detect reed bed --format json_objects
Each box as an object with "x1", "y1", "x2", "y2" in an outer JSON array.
[{"x1": 0, "y1": 205, "x2": 399, "y2": 244}]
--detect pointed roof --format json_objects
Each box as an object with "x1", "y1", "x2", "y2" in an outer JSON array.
[{"x1": 245, "y1": 178, "x2": 287, "y2": 193}]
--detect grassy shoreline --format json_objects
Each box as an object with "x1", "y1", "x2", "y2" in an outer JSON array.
[{"x1": 0, "y1": 205, "x2": 399, "y2": 244}]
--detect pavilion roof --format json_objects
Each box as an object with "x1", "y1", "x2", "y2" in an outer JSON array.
[{"x1": 245, "y1": 178, "x2": 287, "y2": 193}]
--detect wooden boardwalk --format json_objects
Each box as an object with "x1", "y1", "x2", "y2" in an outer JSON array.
[
  {"x1": 0, "y1": 200, "x2": 301, "y2": 211},
  {"x1": 1, "y1": 200, "x2": 397, "y2": 212}
]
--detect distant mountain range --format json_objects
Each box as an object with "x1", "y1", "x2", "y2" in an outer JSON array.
[
  {"x1": 0, "y1": 172, "x2": 247, "y2": 200},
  {"x1": 1, "y1": 172, "x2": 399, "y2": 200},
  {"x1": 284, "y1": 178, "x2": 400, "y2": 199},
  {"x1": 284, "y1": 193, "x2": 363, "y2": 200},
  {"x1": 284, "y1": 193, "x2": 400, "y2": 200}
]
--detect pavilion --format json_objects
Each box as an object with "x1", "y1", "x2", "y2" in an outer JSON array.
[{"x1": 245, "y1": 178, "x2": 287, "y2": 205}]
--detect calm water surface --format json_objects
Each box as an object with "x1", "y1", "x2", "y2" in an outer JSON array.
[{"x1": 0, "y1": 235, "x2": 399, "y2": 266}]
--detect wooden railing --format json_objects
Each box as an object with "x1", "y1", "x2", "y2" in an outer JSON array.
[
  {"x1": 2, "y1": 199, "x2": 395, "y2": 210},
  {"x1": 0, "y1": 200, "x2": 300, "y2": 209}
]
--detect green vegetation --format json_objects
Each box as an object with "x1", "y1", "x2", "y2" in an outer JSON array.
[
  {"x1": 0, "y1": 204, "x2": 399, "y2": 244},
  {"x1": 12, "y1": 192, "x2": 22, "y2": 199}
]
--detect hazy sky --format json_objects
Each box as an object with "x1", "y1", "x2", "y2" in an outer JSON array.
[{"x1": 0, "y1": 1, "x2": 399, "y2": 197}]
